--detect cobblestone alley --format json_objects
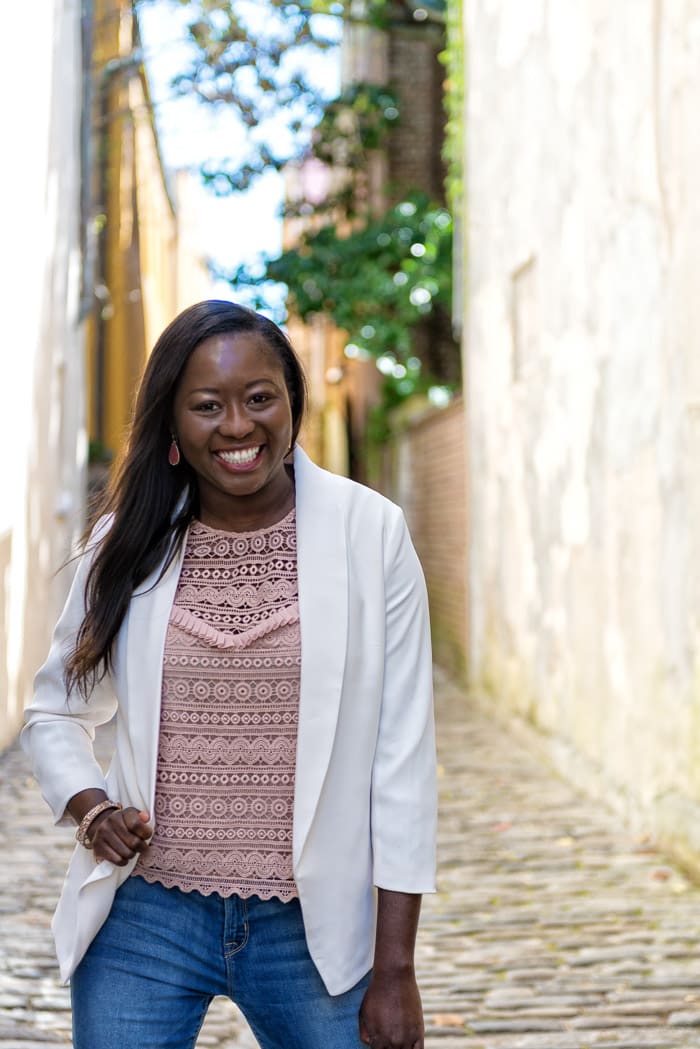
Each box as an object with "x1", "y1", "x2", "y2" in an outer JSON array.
[{"x1": 3, "y1": 671, "x2": 700, "y2": 1048}]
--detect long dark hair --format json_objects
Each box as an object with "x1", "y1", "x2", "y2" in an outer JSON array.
[{"x1": 65, "y1": 300, "x2": 307, "y2": 698}]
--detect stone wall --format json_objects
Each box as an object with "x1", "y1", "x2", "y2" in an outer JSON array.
[
  {"x1": 463, "y1": 0, "x2": 700, "y2": 865},
  {"x1": 382, "y1": 399, "x2": 468, "y2": 679}
]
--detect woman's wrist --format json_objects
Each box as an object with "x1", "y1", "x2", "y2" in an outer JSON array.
[
  {"x1": 67, "y1": 788, "x2": 123, "y2": 848},
  {"x1": 67, "y1": 787, "x2": 109, "y2": 825},
  {"x1": 75, "y1": 800, "x2": 123, "y2": 848},
  {"x1": 371, "y1": 958, "x2": 416, "y2": 978}
]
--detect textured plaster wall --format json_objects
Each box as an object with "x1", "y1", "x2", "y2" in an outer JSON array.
[
  {"x1": 0, "y1": 0, "x2": 85, "y2": 747},
  {"x1": 464, "y1": 0, "x2": 700, "y2": 862}
]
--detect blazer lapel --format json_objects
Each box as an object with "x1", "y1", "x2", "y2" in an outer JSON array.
[
  {"x1": 292, "y1": 447, "x2": 349, "y2": 865},
  {"x1": 122, "y1": 540, "x2": 186, "y2": 813}
]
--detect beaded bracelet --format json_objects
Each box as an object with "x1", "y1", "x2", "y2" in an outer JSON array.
[{"x1": 75, "y1": 800, "x2": 123, "y2": 848}]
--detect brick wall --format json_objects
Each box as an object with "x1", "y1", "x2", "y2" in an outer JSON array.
[
  {"x1": 382, "y1": 399, "x2": 468, "y2": 679},
  {"x1": 388, "y1": 24, "x2": 447, "y2": 203}
]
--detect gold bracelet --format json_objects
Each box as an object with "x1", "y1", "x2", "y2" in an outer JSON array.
[{"x1": 75, "y1": 800, "x2": 123, "y2": 848}]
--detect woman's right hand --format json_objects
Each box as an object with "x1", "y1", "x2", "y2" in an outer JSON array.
[{"x1": 88, "y1": 807, "x2": 153, "y2": 865}]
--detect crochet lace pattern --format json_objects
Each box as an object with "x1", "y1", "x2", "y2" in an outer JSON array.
[{"x1": 133, "y1": 508, "x2": 300, "y2": 902}]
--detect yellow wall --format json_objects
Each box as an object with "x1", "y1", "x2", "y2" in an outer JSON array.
[{"x1": 89, "y1": 0, "x2": 177, "y2": 462}]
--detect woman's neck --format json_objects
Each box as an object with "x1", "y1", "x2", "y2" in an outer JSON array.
[{"x1": 196, "y1": 466, "x2": 295, "y2": 533}]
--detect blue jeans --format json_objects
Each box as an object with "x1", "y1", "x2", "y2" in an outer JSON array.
[{"x1": 71, "y1": 875, "x2": 370, "y2": 1049}]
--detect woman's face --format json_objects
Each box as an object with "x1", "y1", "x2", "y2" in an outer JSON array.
[{"x1": 172, "y1": 331, "x2": 294, "y2": 527}]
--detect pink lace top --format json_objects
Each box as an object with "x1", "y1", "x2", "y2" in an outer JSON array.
[{"x1": 132, "y1": 508, "x2": 300, "y2": 901}]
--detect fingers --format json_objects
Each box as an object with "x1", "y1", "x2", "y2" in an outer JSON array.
[
  {"x1": 91, "y1": 807, "x2": 153, "y2": 866},
  {"x1": 128, "y1": 809, "x2": 154, "y2": 838}
]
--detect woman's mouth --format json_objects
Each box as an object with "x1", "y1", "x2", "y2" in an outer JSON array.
[{"x1": 214, "y1": 446, "x2": 264, "y2": 471}]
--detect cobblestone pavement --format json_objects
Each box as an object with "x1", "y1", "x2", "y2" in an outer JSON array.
[{"x1": 4, "y1": 672, "x2": 700, "y2": 1047}]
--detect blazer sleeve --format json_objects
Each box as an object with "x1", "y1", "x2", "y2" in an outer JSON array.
[
  {"x1": 21, "y1": 518, "x2": 118, "y2": 825},
  {"x1": 371, "y1": 507, "x2": 437, "y2": 894}
]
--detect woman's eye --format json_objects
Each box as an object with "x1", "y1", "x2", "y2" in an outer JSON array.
[
  {"x1": 194, "y1": 401, "x2": 220, "y2": 412},
  {"x1": 249, "y1": 393, "x2": 271, "y2": 405}
]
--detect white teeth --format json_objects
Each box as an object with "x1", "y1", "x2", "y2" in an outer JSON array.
[{"x1": 217, "y1": 447, "x2": 261, "y2": 465}]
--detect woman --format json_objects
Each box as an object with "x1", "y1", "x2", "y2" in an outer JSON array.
[{"x1": 23, "y1": 300, "x2": 436, "y2": 1049}]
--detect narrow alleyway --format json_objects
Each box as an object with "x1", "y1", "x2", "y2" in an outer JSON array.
[{"x1": 3, "y1": 672, "x2": 700, "y2": 1048}]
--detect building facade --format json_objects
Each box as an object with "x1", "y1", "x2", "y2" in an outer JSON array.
[
  {"x1": 0, "y1": 0, "x2": 214, "y2": 748},
  {"x1": 0, "y1": 0, "x2": 87, "y2": 747},
  {"x1": 463, "y1": 0, "x2": 700, "y2": 864},
  {"x1": 88, "y1": 0, "x2": 213, "y2": 467}
]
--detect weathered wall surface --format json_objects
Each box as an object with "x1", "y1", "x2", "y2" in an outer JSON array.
[
  {"x1": 90, "y1": 1, "x2": 180, "y2": 461},
  {"x1": 382, "y1": 400, "x2": 468, "y2": 679},
  {"x1": 464, "y1": 0, "x2": 700, "y2": 863},
  {"x1": 0, "y1": 0, "x2": 86, "y2": 748}
]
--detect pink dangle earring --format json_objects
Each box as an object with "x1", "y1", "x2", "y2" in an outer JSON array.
[{"x1": 168, "y1": 434, "x2": 181, "y2": 467}]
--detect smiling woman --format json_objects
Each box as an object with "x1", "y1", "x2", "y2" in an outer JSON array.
[
  {"x1": 172, "y1": 332, "x2": 296, "y2": 530},
  {"x1": 22, "y1": 300, "x2": 437, "y2": 1049}
]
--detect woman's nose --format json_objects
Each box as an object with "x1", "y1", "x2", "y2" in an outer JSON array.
[{"x1": 219, "y1": 404, "x2": 255, "y2": 438}]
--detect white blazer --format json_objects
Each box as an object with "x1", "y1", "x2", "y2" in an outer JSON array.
[{"x1": 22, "y1": 447, "x2": 437, "y2": 995}]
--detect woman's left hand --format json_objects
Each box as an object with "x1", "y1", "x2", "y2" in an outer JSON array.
[{"x1": 358, "y1": 967, "x2": 424, "y2": 1049}]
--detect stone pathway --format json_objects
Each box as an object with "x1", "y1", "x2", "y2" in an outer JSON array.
[{"x1": 3, "y1": 672, "x2": 700, "y2": 1047}]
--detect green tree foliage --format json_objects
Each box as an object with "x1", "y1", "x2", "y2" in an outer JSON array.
[
  {"x1": 439, "y1": 0, "x2": 464, "y2": 217},
  {"x1": 158, "y1": 0, "x2": 431, "y2": 192},
  {"x1": 230, "y1": 191, "x2": 454, "y2": 399},
  {"x1": 270, "y1": 193, "x2": 451, "y2": 355},
  {"x1": 301, "y1": 83, "x2": 400, "y2": 218},
  {"x1": 141, "y1": 0, "x2": 457, "y2": 415}
]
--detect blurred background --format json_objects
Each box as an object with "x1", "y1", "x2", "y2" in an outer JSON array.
[{"x1": 2, "y1": 0, "x2": 700, "y2": 875}]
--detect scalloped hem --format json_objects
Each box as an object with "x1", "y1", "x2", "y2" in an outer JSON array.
[
  {"x1": 169, "y1": 602, "x2": 300, "y2": 650},
  {"x1": 131, "y1": 869, "x2": 299, "y2": 903}
]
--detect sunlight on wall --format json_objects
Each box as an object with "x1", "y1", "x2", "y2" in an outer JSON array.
[{"x1": 0, "y1": 0, "x2": 85, "y2": 747}]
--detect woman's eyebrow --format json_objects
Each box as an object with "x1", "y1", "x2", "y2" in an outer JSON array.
[{"x1": 188, "y1": 378, "x2": 282, "y2": 394}]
